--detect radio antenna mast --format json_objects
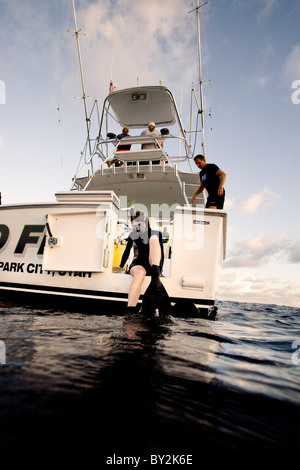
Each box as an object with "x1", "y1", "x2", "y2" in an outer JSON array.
[
  {"x1": 71, "y1": 0, "x2": 92, "y2": 156},
  {"x1": 189, "y1": 1, "x2": 207, "y2": 158},
  {"x1": 110, "y1": 24, "x2": 115, "y2": 86},
  {"x1": 196, "y1": 0, "x2": 207, "y2": 158}
]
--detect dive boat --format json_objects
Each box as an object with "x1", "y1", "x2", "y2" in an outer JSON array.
[{"x1": 0, "y1": 2, "x2": 227, "y2": 317}]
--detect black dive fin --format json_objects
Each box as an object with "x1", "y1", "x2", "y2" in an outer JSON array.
[{"x1": 141, "y1": 277, "x2": 171, "y2": 317}]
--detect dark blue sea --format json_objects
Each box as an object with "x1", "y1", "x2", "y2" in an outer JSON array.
[{"x1": 0, "y1": 298, "x2": 299, "y2": 464}]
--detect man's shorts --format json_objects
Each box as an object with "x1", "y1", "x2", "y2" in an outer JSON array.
[{"x1": 206, "y1": 191, "x2": 225, "y2": 209}]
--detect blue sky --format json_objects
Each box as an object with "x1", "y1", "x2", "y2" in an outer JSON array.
[{"x1": 0, "y1": 0, "x2": 299, "y2": 307}]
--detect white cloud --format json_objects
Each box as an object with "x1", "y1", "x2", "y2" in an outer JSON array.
[
  {"x1": 287, "y1": 238, "x2": 300, "y2": 263},
  {"x1": 257, "y1": 0, "x2": 280, "y2": 23},
  {"x1": 224, "y1": 196, "x2": 234, "y2": 211},
  {"x1": 74, "y1": 0, "x2": 197, "y2": 100},
  {"x1": 247, "y1": 42, "x2": 274, "y2": 89},
  {"x1": 241, "y1": 187, "x2": 280, "y2": 215},
  {"x1": 0, "y1": 136, "x2": 4, "y2": 150},
  {"x1": 218, "y1": 270, "x2": 263, "y2": 296},
  {"x1": 218, "y1": 269, "x2": 300, "y2": 307},
  {"x1": 225, "y1": 230, "x2": 300, "y2": 269},
  {"x1": 225, "y1": 231, "x2": 287, "y2": 267},
  {"x1": 253, "y1": 74, "x2": 271, "y2": 88},
  {"x1": 0, "y1": 80, "x2": 5, "y2": 104}
]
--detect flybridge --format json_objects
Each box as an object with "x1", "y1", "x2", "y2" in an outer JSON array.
[
  {"x1": 96, "y1": 84, "x2": 190, "y2": 165},
  {"x1": 71, "y1": 84, "x2": 195, "y2": 198}
]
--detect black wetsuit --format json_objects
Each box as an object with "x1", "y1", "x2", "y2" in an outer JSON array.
[
  {"x1": 120, "y1": 227, "x2": 164, "y2": 275},
  {"x1": 200, "y1": 163, "x2": 225, "y2": 209}
]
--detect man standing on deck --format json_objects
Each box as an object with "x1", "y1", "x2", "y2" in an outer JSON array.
[{"x1": 191, "y1": 154, "x2": 226, "y2": 209}]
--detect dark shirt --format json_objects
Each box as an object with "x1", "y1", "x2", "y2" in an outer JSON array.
[
  {"x1": 117, "y1": 132, "x2": 131, "y2": 150},
  {"x1": 200, "y1": 163, "x2": 220, "y2": 195}
]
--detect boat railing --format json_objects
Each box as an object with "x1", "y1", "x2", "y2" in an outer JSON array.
[
  {"x1": 101, "y1": 134, "x2": 189, "y2": 160},
  {"x1": 72, "y1": 156, "x2": 192, "y2": 206},
  {"x1": 71, "y1": 133, "x2": 191, "y2": 190},
  {"x1": 74, "y1": 159, "x2": 184, "y2": 191}
]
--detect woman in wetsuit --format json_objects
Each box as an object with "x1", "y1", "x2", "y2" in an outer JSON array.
[{"x1": 119, "y1": 211, "x2": 164, "y2": 313}]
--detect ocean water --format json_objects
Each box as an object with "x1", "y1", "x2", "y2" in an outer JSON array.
[{"x1": 0, "y1": 298, "x2": 299, "y2": 463}]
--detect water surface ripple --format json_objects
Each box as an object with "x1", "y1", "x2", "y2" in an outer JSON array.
[{"x1": 0, "y1": 299, "x2": 299, "y2": 459}]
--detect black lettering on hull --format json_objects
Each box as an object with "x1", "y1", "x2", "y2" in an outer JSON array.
[
  {"x1": 0, "y1": 260, "x2": 92, "y2": 278},
  {"x1": 0, "y1": 225, "x2": 9, "y2": 250},
  {"x1": 14, "y1": 225, "x2": 45, "y2": 254}
]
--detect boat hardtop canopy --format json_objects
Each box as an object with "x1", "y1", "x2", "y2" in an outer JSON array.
[{"x1": 104, "y1": 85, "x2": 178, "y2": 129}]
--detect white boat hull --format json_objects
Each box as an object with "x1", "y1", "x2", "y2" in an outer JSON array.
[{"x1": 0, "y1": 191, "x2": 226, "y2": 316}]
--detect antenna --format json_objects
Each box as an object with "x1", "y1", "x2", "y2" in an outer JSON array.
[
  {"x1": 189, "y1": 1, "x2": 207, "y2": 158},
  {"x1": 70, "y1": 0, "x2": 92, "y2": 156},
  {"x1": 110, "y1": 24, "x2": 115, "y2": 85}
]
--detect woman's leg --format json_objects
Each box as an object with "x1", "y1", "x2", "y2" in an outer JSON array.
[
  {"x1": 148, "y1": 234, "x2": 162, "y2": 288},
  {"x1": 128, "y1": 265, "x2": 146, "y2": 307},
  {"x1": 149, "y1": 234, "x2": 161, "y2": 266}
]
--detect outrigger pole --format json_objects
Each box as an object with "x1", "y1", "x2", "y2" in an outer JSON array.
[
  {"x1": 196, "y1": 1, "x2": 207, "y2": 158},
  {"x1": 71, "y1": 0, "x2": 92, "y2": 158},
  {"x1": 196, "y1": 0, "x2": 207, "y2": 158},
  {"x1": 189, "y1": 1, "x2": 207, "y2": 158}
]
